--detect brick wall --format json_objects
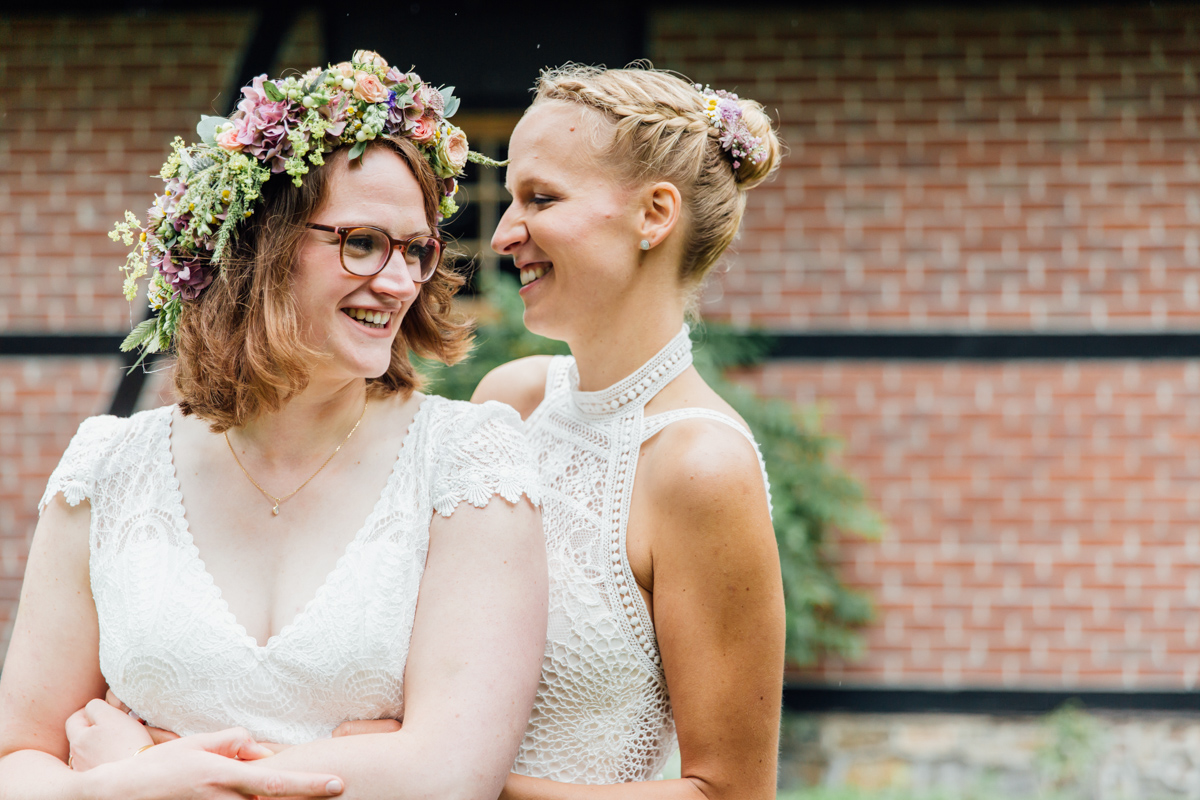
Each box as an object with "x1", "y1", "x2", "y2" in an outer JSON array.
[
  {"x1": 0, "y1": 14, "x2": 256, "y2": 332},
  {"x1": 0, "y1": 11, "x2": 321, "y2": 665},
  {"x1": 653, "y1": 7, "x2": 1200, "y2": 689},
  {"x1": 738, "y1": 362, "x2": 1200, "y2": 689},
  {"x1": 3, "y1": 7, "x2": 1198, "y2": 694},
  {"x1": 0, "y1": 360, "x2": 123, "y2": 649},
  {"x1": 655, "y1": 7, "x2": 1200, "y2": 331}
]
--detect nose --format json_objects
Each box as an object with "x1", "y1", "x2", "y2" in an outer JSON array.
[
  {"x1": 367, "y1": 248, "x2": 420, "y2": 302},
  {"x1": 490, "y1": 201, "x2": 527, "y2": 256}
]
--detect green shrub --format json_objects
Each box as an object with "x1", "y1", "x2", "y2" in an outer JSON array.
[{"x1": 419, "y1": 272, "x2": 882, "y2": 664}]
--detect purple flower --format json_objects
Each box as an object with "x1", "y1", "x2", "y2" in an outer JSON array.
[
  {"x1": 155, "y1": 251, "x2": 214, "y2": 301},
  {"x1": 386, "y1": 90, "x2": 414, "y2": 132},
  {"x1": 232, "y1": 76, "x2": 293, "y2": 172},
  {"x1": 717, "y1": 98, "x2": 741, "y2": 125}
]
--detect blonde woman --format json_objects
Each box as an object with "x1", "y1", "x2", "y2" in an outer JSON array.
[{"x1": 473, "y1": 65, "x2": 786, "y2": 798}]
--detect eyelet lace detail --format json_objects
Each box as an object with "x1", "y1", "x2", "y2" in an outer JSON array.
[
  {"x1": 516, "y1": 325, "x2": 771, "y2": 784},
  {"x1": 568, "y1": 325, "x2": 693, "y2": 418},
  {"x1": 40, "y1": 398, "x2": 538, "y2": 745}
]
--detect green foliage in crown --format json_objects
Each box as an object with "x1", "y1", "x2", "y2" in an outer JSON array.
[{"x1": 110, "y1": 50, "x2": 482, "y2": 364}]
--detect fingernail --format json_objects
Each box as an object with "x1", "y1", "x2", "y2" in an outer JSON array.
[{"x1": 326, "y1": 779, "x2": 343, "y2": 794}]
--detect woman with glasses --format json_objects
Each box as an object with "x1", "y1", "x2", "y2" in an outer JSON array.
[{"x1": 0, "y1": 55, "x2": 546, "y2": 800}]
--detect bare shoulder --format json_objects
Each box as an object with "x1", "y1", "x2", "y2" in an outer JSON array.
[
  {"x1": 640, "y1": 416, "x2": 770, "y2": 537},
  {"x1": 470, "y1": 355, "x2": 555, "y2": 420}
]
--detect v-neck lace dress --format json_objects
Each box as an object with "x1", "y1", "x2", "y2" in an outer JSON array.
[
  {"x1": 39, "y1": 396, "x2": 539, "y2": 745},
  {"x1": 513, "y1": 326, "x2": 772, "y2": 783}
]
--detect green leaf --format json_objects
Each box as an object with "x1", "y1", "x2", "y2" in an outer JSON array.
[
  {"x1": 119, "y1": 317, "x2": 159, "y2": 353},
  {"x1": 195, "y1": 115, "x2": 226, "y2": 145},
  {"x1": 347, "y1": 140, "x2": 367, "y2": 161},
  {"x1": 439, "y1": 87, "x2": 460, "y2": 118},
  {"x1": 263, "y1": 80, "x2": 285, "y2": 103},
  {"x1": 306, "y1": 69, "x2": 328, "y2": 92}
]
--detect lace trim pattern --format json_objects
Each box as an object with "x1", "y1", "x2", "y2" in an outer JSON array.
[
  {"x1": 39, "y1": 414, "x2": 127, "y2": 514},
  {"x1": 568, "y1": 325, "x2": 693, "y2": 418},
  {"x1": 517, "y1": 326, "x2": 710, "y2": 783},
  {"x1": 429, "y1": 399, "x2": 542, "y2": 516},
  {"x1": 39, "y1": 397, "x2": 538, "y2": 745}
]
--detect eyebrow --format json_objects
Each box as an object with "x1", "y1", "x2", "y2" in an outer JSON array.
[{"x1": 326, "y1": 223, "x2": 435, "y2": 238}]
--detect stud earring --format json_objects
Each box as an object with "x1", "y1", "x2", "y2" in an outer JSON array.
[{"x1": 639, "y1": 239, "x2": 650, "y2": 251}]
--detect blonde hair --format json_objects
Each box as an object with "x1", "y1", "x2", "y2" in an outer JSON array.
[
  {"x1": 174, "y1": 136, "x2": 471, "y2": 433},
  {"x1": 533, "y1": 63, "x2": 782, "y2": 286}
]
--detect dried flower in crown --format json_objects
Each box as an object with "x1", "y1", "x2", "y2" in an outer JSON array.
[
  {"x1": 110, "y1": 51, "x2": 505, "y2": 363},
  {"x1": 695, "y1": 85, "x2": 767, "y2": 173}
]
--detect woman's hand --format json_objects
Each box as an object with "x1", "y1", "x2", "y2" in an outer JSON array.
[
  {"x1": 64, "y1": 698, "x2": 153, "y2": 772},
  {"x1": 103, "y1": 689, "x2": 181, "y2": 747},
  {"x1": 85, "y1": 727, "x2": 345, "y2": 799}
]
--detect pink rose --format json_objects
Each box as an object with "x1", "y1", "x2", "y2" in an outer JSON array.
[
  {"x1": 335, "y1": 62, "x2": 354, "y2": 79},
  {"x1": 353, "y1": 72, "x2": 390, "y2": 104},
  {"x1": 216, "y1": 127, "x2": 243, "y2": 151},
  {"x1": 410, "y1": 116, "x2": 438, "y2": 143},
  {"x1": 354, "y1": 50, "x2": 389, "y2": 69},
  {"x1": 441, "y1": 127, "x2": 469, "y2": 173}
]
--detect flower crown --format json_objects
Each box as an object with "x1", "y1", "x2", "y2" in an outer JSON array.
[
  {"x1": 110, "y1": 50, "x2": 497, "y2": 361},
  {"x1": 696, "y1": 85, "x2": 767, "y2": 172}
]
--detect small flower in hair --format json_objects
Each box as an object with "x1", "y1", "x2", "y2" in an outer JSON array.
[
  {"x1": 695, "y1": 84, "x2": 767, "y2": 172},
  {"x1": 110, "y1": 52, "x2": 487, "y2": 364}
]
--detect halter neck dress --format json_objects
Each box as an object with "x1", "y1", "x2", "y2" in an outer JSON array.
[{"x1": 513, "y1": 325, "x2": 772, "y2": 782}]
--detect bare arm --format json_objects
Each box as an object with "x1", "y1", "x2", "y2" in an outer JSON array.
[
  {"x1": 0, "y1": 495, "x2": 343, "y2": 800},
  {"x1": 256, "y1": 495, "x2": 547, "y2": 800},
  {"x1": 500, "y1": 422, "x2": 786, "y2": 800},
  {"x1": 0, "y1": 495, "x2": 106, "y2": 797},
  {"x1": 470, "y1": 356, "x2": 553, "y2": 419}
]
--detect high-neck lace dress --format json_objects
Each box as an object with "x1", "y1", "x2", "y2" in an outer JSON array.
[
  {"x1": 512, "y1": 326, "x2": 771, "y2": 783},
  {"x1": 39, "y1": 396, "x2": 539, "y2": 745}
]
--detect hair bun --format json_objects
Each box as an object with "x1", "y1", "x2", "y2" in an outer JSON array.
[{"x1": 732, "y1": 98, "x2": 781, "y2": 190}]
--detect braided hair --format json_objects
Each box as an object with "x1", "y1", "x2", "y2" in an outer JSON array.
[{"x1": 534, "y1": 64, "x2": 781, "y2": 286}]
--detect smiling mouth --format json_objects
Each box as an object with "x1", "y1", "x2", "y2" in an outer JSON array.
[
  {"x1": 520, "y1": 264, "x2": 552, "y2": 286},
  {"x1": 342, "y1": 308, "x2": 392, "y2": 329}
]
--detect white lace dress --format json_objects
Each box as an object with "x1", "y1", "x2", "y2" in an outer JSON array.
[
  {"x1": 39, "y1": 396, "x2": 539, "y2": 745},
  {"x1": 513, "y1": 325, "x2": 771, "y2": 783}
]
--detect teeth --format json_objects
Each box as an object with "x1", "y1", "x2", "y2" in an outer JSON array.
[
  {"x1": 520, "y1": 265, "x2": 549, "y2": 286},
  {"x1": 343, "y1": 308, "x2": 391, "y2": 328}
]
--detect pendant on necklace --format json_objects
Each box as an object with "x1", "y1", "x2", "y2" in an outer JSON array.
[{"x1": 271, "y1": 502, "x2": 280, "y2": 516}]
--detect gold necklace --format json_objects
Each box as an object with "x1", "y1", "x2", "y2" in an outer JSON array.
[{"x1": 225, "y1": 396, "x2": 369, "y2": 516}]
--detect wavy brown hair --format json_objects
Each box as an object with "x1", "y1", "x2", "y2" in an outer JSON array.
[{"x1": 173, "y1": 136, "x2": 471, "y2": 433}]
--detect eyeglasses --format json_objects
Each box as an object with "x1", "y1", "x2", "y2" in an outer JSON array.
[{"x1": 306, "y1": 223, "x2": 443, "y2": 283}]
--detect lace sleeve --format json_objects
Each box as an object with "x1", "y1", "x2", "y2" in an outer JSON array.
[
  {"x1": 429, "y1": 400, "x2": 541, "y2": 518},
  {"x1": 38, "y1": 414, "x2": 126, "y2": 515}
]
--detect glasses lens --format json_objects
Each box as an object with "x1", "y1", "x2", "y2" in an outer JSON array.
[
  {"x1": 341, "y1": 228, "x2": 390, "y2": 276},
  {"x1": 404, "y1": 237, "x2": 442, "y2": 282}
]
